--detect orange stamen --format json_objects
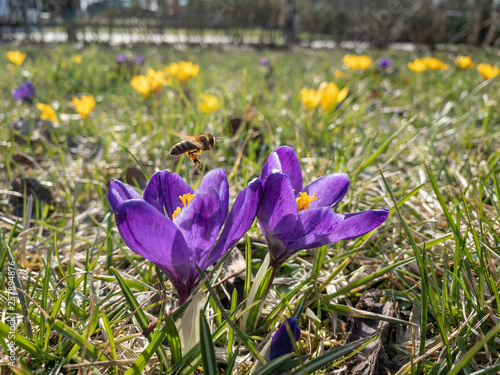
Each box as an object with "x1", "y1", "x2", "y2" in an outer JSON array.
[
  {"x1": 172, "y1": 193, "x2": 196, "y2": 219},
  {"x1": 296, "y1": 192, "x2": 318, "y2": 211}
]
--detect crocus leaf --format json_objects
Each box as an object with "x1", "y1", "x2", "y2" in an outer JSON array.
[
  {"x1": 200, "y1": 311, "x2": 218, "y2": 375},
  {"x1": 224, "y1": 347, "x2": 239, "y2": 375},
  {"x1": 164, "y1": 314, "x2": 182, "y2": 364}
]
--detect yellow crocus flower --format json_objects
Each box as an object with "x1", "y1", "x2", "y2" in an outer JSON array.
[
  {"x1": 342, "y1": 54, "x2": 372, "y2": 70},
  {"x1": 334, "y1": 70, "x2": 345, "y2": 78},
  {"x1": 7, "y1": 51, "x2": 26, "y2": 66},
  {"x1": 407, "y1": 59, "x2": 427, "y2": 73},
  {"x1": 176, "y1": 61, "x2": 200, "y2": 82},
  {"x1": 477, "y1": 63, "x2": 500, "y2": 80},
  {"x1": 166, "y1": 61, "x2": 199, "y2": 83},
  {"x1": 72, "y1": 55, "x2": 82, "y2": 64},
  {"x1": 198, "y1": 94, "x2": 219, "y2": 114},
  {"x1": 131, "y1": 75, "x2": 151, "y2": 98},
  {"x1": 72, "y1": 95, "x2": 96, "y2": 120},
  {"x1": 146, "y1": 69, "x2": 165, "y2": 93},
  {"x1": 36, "y1": 103, "x2": 58, "y2": 123},
  {"x1": 423, "y1": 57, "x2": 448, "y2": 70},
  {"x1": 300, "y1": 88, "x2": 321, "y2": 110},
  {"x1": 454, "y1": 56, "x2": 474, "y2": 69},
  {"x1": 319, "y1": 82, "x2": 348, "y2": 112}
]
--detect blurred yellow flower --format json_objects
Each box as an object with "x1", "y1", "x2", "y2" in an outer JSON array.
[
  {"x1": 477, "y1": 63, "x2": 500, "y2": 80},
  {"x1": 72, "y1": 95, "x2": 95, "y2": 120},
  {"x1": 407, "y1": 59, "x2": 427, "y2": 73},
  {"x1": 166, "y1": 61, "x2": 199, "y2": 83},
  {"x1": 318, "y1": 82, "x2": 348, "y2": 112},
  {"x1": 146, "y1": 69, "x2": 165, "y2": 93},
  {"x1": 342, "y1": 54, "x2": 372, "y2": 70},
  {"x1": 454, "y1": 56, "x2": 474, "y2": 69},
  {"x1": 36, "y1": 103, "x2": 58, "y2": 123},
  {"x1": 131, "y1": 75, "x2": 151, "y2": 98},
  {"x1": 423, "y1": 57, "x2": 448, "y2": 70},
  {"x1": 300, "y1": 88, "x2": 321, "y2": 110},
  {"x1": 198, "y1": 94, "x2": 219, "y2": 114},
  {"x1": 408, "y1": 57, "x2": 448, "y2": 73},
  {"x1": 72, "y1": 55, "x2": 82, "y2": 64},
  {"x1": 334, "y1": 70, "x2": 345, "y2": 78},
  {"x1": 7, "y1": 51, "x2": 26, "y2": 66}
]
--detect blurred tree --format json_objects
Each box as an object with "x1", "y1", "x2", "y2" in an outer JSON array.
[{"x1": 62, "y1": 0, "x2": 80, "y2": 42}]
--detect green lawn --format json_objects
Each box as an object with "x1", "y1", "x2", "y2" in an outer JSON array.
[{"x1": 1, "y1": 44, "x2": 500, "y2": 374}]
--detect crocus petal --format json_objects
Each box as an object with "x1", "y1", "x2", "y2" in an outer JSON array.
[
  {"x1": 257, "y1": 173, "x2": 298, "y2": 239},
  {"x1": 173, "y1": 188, "x2": 221, "y2": 267},
  {"x1": 143, "y1": 170, "x2": 194, "y2": 218},
  {"x1": 286, "y1": 207, "x2": 344, "y2": 253},
  {"x1": 302, "y1": 173, "x2": 350, "y2": 209},
  {"x1": 257, "y1": 173, "x2": 299, "y2": 265},
  {"x1": 202, "y1": 178, "x2": 262, "y2": 269},
  {"x1": 108, "y1": 180, "x2": 142, "y2": 212},
  {"x1": 195, "y1": 168, "x2": 229, "y2": 231},
  {"x1": 295, "y1": 208, "x2": 389, "y2": 249},
  {"x1": 261, "y1": 146, "x2": 302, "y2": 193},
  {"x1": 270, "y1": 317, "x2": 301, "y2": 361},
  {"x1": 115, "y1": 199, "x2": 192, "y2": 285}
]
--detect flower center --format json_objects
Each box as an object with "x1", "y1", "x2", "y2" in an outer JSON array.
[
  {"x1": 172, "y1": 193, "x2": 196, "y2": 219},
  {"x1": 296, "y1": 192, "x2": 317, "y2": 211}
]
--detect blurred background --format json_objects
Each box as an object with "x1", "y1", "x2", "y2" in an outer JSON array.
[{"x1": 1, "y1": 0, "x2": 499, "y2": 48}]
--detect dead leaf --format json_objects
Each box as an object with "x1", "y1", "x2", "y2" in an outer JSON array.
[{"x1": 344, "y1": 290, "x2": 396, "y2": 375}]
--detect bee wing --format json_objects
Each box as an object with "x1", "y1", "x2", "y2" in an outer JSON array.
[{"x1": 170, "y1": 132, "x2": 206, "y2": 149}]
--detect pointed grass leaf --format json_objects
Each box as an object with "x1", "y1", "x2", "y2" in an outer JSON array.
[
  {"x1": 381, "y1": 171, "x2": 451, "y2": 368},
  {"x1": 324, "y1": 302, "x2": 417, "y2": 326},
  {"x1": 124, "y1": 322, "x2": 170, "y2": 375},
  {"x1": 448, "y1": 323, "x2": 500, "y2": 375},
  {"x1": 287, "y1": 336, "x2": 374, "y2": 375},
  {"x1": 6, "y1": 245, "x2": 33, "y2": 339},
  {"x1": 321, "y1": 257, "x2": 415, "y2": 304},
  {"x1": 100, "y1": 312, "x2": 118, "y2": 373},
  {"x1": 0, "y1": 321, "x2": 57, "y2": 361},
  {"x1": 164, "y1": 314, "x2": 182, "y2": 365},
  {"x1": 200, "y1": 311, "x2": 218, "y2": 375},
  {"x1": 248, "y1": 266, "x2": 274, "y2": 332},
  {"x1": 197, "y1": 266, "x2": 266, "y2": 365},
  {"x1": 122, "y1": 145, "x2": 150, "y2": 181},
  {"x1": 253, "y1": 353, "x2": 294, "y2": 375},
  {"x1": 109, "y1": 267, "x2": 169, "y2": 368},
  {"x1": 224, "y1": 347, "x2": 239, "y2": 375},
  {"x1": 242, "y1": 253, "x2": 270, "y2": 331}
]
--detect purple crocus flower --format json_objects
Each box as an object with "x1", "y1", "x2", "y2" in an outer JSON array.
[
  {"x1": 260, "y1": 57, "x2": 271, "y2": 67},
  {"x1": 270, "y1": 317, "x2": 301, "y2": 361},
  {"x1": 108, "y1": 169, "x2": 262, "y2": 304},
  {"x1": 133, "y1": 55, "x2": 144, "y2": 65},
  {"x1": 258, "y1": 146, "x2": 389, "y2": 273},
  {"x1": 378, "y1": 57, "x2": 393, "y2": 69},
  {"x1": 12, "y1": 81, "x2": 35, "y2": 104},
  {"x1": 116, "y1": 54, "x2": 128, "y2": 63}
]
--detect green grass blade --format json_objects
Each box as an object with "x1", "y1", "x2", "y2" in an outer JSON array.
[
  {"x1": 109, "y1": 266, "x2": 169, "y2": 368},
  {"x1": 253, "y1": 353, "x2": 294, "y2": 375},
  {"x1": 124, "y1": 322, "x2": 170, "y2": 375},
  {"x1": 199, "y1": 310, "x2": 217, "y2": 375},
  {"x1": 448, "y1": 323, "x2": 500, "y2": 375},
  {"x1": 164, "y1": 313, "x2": 182, "y2": 365},
  {"x1": 287, "y1": 337, "x2": 373, "y2": 375},
  {"x1": 0, "y1": 321, "x2": 57, "y2": 361}
]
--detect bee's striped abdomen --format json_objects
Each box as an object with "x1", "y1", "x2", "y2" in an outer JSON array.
[{"x1": 169, "y1": 141, "x2": 196, "y2": 156}]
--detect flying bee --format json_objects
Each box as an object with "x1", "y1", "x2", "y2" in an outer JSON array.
[{"x1": 169, "y1": 133, "x2": 216, "y2": 169}]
